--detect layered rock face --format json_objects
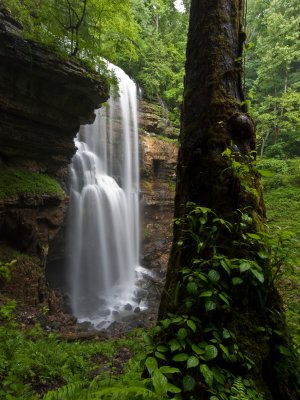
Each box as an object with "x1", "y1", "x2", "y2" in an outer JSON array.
[
  {"x1": 0, "y1": 7, "x2": 109, "y2": 178},
  {"x1": 139, "y1": 101, "x2": 179, "y2": 280},
  {"x1": 0, "y1": 8, "x2": 108, "y2": 323}
]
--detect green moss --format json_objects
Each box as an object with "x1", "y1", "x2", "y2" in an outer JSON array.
[{"x1": 0, "y1": 169, "x2": 64, "y2": 199}]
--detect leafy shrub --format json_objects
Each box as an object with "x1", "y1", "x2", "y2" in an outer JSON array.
[
  {"x1": 257, "y1": 158, "x2": 289, "y2": 174},
  {"x1": 263, "y1": 175, "x2": 284, "y2": 189},
  {"x1": 264, "y1": 142, "x2": 287, "y2": 159}
]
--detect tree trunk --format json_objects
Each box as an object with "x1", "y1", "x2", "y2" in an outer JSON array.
[
  {"x1": 160, "y1": 0, "x2": 263, "y2": 318},
  {"x1": 157, "y1": 1, "x2": 299, "y2": 399}
]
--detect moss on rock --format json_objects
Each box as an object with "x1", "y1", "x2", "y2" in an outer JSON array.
[{"x1": 0, "y1": 169, "x2": 64, "y2": 199}]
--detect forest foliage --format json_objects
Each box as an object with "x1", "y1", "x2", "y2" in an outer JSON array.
[
  {"x1": 4, "y1": 0, "x2": 299, "y2": 148},
  {"x1": 3, "y1": 0, "x2": 189, "y2": 122},
  {"x1": 245, "y1": 0, "x2": 300, "y2": 157}
]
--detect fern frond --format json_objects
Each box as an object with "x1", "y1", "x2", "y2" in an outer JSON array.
[
  {"x1": 42, "y1": 382, "x2": 84, "y2": 400},
  {"x1": 87, "y1": 386, "x2": 161, "y2": 400}
]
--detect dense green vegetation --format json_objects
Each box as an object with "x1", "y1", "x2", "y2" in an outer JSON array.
[
  {"x1": 3, "y1": 0, "x2": 299, "y2": 140},
  {"x1": 258, "y1": 158, "x2": 300, "y2": 348},
  {"x1": 3, "y1": 0, "x2": 189, "y2": 122},
  {"x1": 245, "y1": 0, "x2": 300, "y2": 157},
  {"x1": 0, "y1": 322, "x2": 146, "y2": 399},
  {"x1": 0, "y1": 169, "x2": 64, "y2": 199}
]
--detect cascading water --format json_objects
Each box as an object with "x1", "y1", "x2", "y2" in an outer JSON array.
[{"x1": 67, "y1": 63, "x2": 142, "y2": 328}]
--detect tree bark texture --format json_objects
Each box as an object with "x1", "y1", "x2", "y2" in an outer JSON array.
[{"x1": 160, "y1": 0, "x2": 263, "y2": 318}]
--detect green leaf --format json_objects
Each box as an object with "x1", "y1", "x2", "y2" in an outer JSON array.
[
  {"x1": 191, "y1": 344, "x2": 205, "y2": 355},
  {"x1": 212, "y1": 367, "x2": 226, "y2": 384},
  {"x1": 279, "y1": 345, "x2": 291, "y2": 356},
  {"x1": 145, "y1": 357, "x2": 158, "y2": 374},
  {"x1": 222, "y1": 328, "x2": 231, "y2": 339},
  {"x1": 219, "y1": 343, "x2": 230, "y2": 357},
  {"x1": 187, "y1": 356, "x2": 199, "y2": 369},
  {"x1": 155, "y1": 351, "x2": 167, "y2": 361},
  {"x1": 220, "y1": 258, "x2": 231, "y2": 274},
  {"x1": 177, "y1": 328, "x2": 188, "y2": 340},
  {"x1": 251, "y1": 269, "x2": 264, "y2": 283},
  {"x1": 157, "y1": 345, "x2": 169, "y2": 353},
  {"x1": 247, "y1": 233, "x2": 261, "y2": 240},
  {"x1": 205, "y1": 300, "x2": 217, "y2": 311},
  {"x1": 183, "y1": 375, "x2": 196, "y2": 392},
  {"x1": 200, "y1": 364, "x2": 214, "y2": 387},
  {"x1": 218, "y1": 293, "x2": 230, "y2": 306},
  {"x1": 171, "y1": 316, "x2": 183, "y2": 323},
  {"x1": 153, "y1": 369, "x2": 168, "y2": 394},
  {"x1": 169, "y1": 339, "x2": 181, "y2": 352},
  {"x1": 239, "y1": 262, "x2": 251, "y2": 272},
  {"x1": 196, "y1": 272, "x2": 208, "y2": 282},
  {"x1": 160, "y1": 366, "x2": 180, "y2": 374},
  {"x1": 208, "y1": 270, "x2": 220, "y2": 282},
  {"x1": 161, "y1": 319, "x2": 171, "y2": 329},
  {"x1": 200, "y1": 290, "x2": 212, "y2": 297},
  {"x1": 232, "y1": 277, "x2": 243, "y2": 285},
  {"x1": 205, "y1": 345, "x2": 218, "y2": 360},
  {"x1": 257, "y1": 250, "x2": 269, "y2": 259},
  {"x1": 172, "y1": 353, "x2": 189, "y2": 362},
  {"x1": 166, "y1": 383, "x2": 182, "y2": 393},
  {"x1": 187, "y1": 319, "x2": 197, "y2": 332},
  {"x1": 186, "y1": 281, "x2": 198, "y2": 295}
]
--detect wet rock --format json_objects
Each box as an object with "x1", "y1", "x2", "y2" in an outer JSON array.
[
  {"x1": 124, "y1": 303, "x2": 133, "y2": 311},
  {"x1": 134, "y1": 307, "x2": 141, "y2": 313}
]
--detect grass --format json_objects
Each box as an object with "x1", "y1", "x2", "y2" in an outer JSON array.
[{"x1": 0, "y1": 169, "x2": 64, "y2": 199}]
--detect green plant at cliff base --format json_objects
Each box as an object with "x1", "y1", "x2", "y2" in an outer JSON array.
[
  {"x1": 142, "y1": 204, "x2": 300, "y2": 399},
  {"x1": 0, "y1": 169, "x2": 64, "y2": 199},
  {"x1": 0, "y1": 322, "x2": 148, "y2": 400}
]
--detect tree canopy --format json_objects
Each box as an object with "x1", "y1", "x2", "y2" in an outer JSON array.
[{"x1": 4, "y1": 0, "x2": 189, "y2": 122}]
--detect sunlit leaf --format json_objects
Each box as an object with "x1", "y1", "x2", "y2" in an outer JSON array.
[
  {"x1": 187, "y1": 355, "x2": 199, "y2": 369},
  {"x1": 200, "y1": 364, "x2": 213, "y2": 387}
]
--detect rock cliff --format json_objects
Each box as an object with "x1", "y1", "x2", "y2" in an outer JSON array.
[
  {"x1": 0, "y1": 8, "x2": 109, "y2": 326},
  {"x1": 0, "y1": 7, "x2": 109, "y2": 178},
  {"x1": 139, "y1": 101, "x2": 178, "y2": 282}
]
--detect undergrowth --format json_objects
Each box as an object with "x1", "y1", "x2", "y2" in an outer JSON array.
[
  {"x1": 258, "y1": 157, "x2": 300, "y2": 353},
  {"x1": 0, "y1": 322, "x2": 145, "y2": 400}
]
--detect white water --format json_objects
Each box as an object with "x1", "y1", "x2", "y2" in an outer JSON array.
[{"x1": 67, "y1": 63, "x2": 141, "y2": 328}]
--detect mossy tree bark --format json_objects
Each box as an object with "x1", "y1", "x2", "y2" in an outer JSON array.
[
  {"x1": 158, "y1": 1, "x2": 299, "y2": 398},
  {"x1": 160, "y1": 0, "x2": 262, "y2": 317}
]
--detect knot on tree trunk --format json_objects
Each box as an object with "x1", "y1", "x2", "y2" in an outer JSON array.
[{"x1": 228, "y1": 114, "x2": 256, "y2": 154}]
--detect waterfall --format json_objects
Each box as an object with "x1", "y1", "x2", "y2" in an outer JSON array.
[{"x1": 67, "y1": 63, "x2": 141, "y2": 328}]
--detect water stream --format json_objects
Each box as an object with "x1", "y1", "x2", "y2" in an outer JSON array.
[{"x1": 67, "y1": 63, "x2": 142, "y2": 328}]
